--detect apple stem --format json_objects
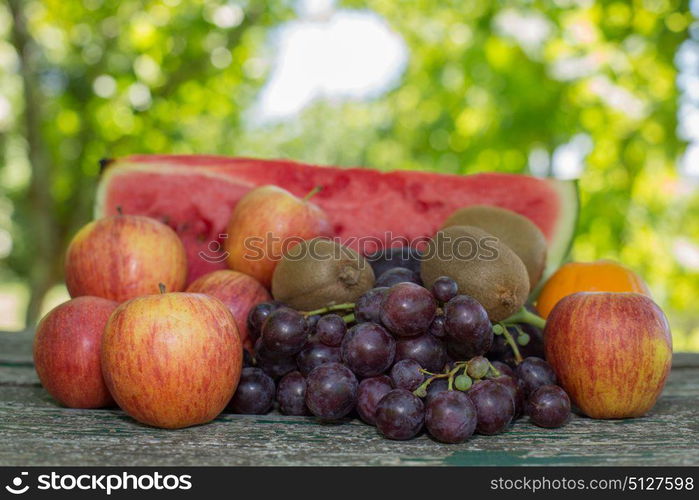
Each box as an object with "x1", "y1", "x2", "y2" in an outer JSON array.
[
  {"x1": 158, "y1": 283, "x2": 166, "y2": 294},
  {"x1": 302, "y1": 302, "x2": 355, "y2": 317},
  {"x1": 501, "y1": 307, "x2": 546, "y2": 330},
  {"x1": 116, "y1": 205, "x2": 123, "y2": 215},
  {"x1": 303, "y1": 185, "x2": 323, "y2": 202}
]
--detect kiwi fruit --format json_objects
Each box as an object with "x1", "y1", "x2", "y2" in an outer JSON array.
[
  {"x1": 441, "y1": 205, "x2": 547, "y2": 289},
  {"x1": 421, "y1": 225, "x2": 529, "y2": 322},
  {"x1": 272, "y1": 238, "x2": 375, "y2": 310}
]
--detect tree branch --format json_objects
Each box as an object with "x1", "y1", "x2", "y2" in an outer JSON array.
[{"x1": 9, "y1": 0, "x2": 60, "y2": 325}]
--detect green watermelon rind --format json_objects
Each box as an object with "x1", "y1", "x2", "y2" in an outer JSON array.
[{"x1": 532, "y1": 178, "x2": 579, "y2": 298}]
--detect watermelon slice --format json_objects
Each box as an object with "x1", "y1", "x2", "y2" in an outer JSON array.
[{"x1": 95, "y1": 155, "x2": 578, "y2": 285}]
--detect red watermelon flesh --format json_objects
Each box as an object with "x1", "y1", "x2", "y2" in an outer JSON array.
[{"x1": 95, "y1": 155, "x2": 578, "y2": 284}]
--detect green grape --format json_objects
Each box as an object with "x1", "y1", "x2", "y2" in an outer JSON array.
[
  {"x1": 466, "y1": 356, "x2": 490, "y2": 379},
  {"x1": 454, "y1": 374, "x2": 473, "y2": 391}
]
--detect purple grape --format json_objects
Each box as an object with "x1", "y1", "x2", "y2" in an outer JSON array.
[
  {"x1": 305, "y1": 314, "x2": 321, "y2": 332},
  {"x1": 428, "y1": 315, "x2": 446, "y2": 339},
  {"x1": 341, "y1": 323, "x2": 396, "y2": 377},
  {"x1": 448, "y1": 340, "x2": 488, "y2": 363},
  {"x1": 390, "y1": 359, "x2": 425, "y2": 391},
  {"x1": 515, "y1": 357, "x2": 557, "y2": 395},
  {"x1": 488, "y1": 322, "x2": 545, "y2": 363},
  {"x1": 395, "y1": 333, "x2": 447, "y2": 372},
  {"x1": 431, "y1": 276, "x2": 458, "y2": 303},
  {"x1": 296, "y1": 341, "x2": 341, "y2": 377},
  {"x1": 425, "y1": 378, "x2": 450, "y2": 405},
  {"x1": 367, "y1": 245, "x2": 422, "y2": 276},
  {"x1": 257, "y1": 353, "x2": 297, "y2": 380},
  {"x1": 356, "y1": 375, "x2": 394, "y2": 425},
  {"x1": 228, "y1": 367, "x2": 275, "y2": 415},
  {"x1": 490, "y1": 360, "x2": 515, "y2": 378},
  {"x1": 491, "y1": 374, "x2": 525, "y2": 419},
  {"x1": 444, "y1": 295, "x2": 492, "y2": 358},
  {"x1": 447, "y1": 341, "x2": 466, "y2": 361},
  {"x1": 316, "y1": 314, "x2": 347, "y2": 347},
  {"x1": 442, "y1": 353, "x2": 457, "y2": 371},
  {"x1": 253, "y1": 338, "x2": 297, "y2": 380},
  {"x1": 247, "y1": 301, "x2": 283, "y2": 343},
  {"x1": 305, "y1": 362, "x2": 358, "y2": 420},
  {"x1": 518, "y1": 322, "x2": 545, "y2": 359},
  {"x1": 253, "y1": 337, "x2": 270, "y2": 356},
  {"x1": 375, "y1": 389, "x2": 425, "y2": 440},
  {"x1": 487, "y1": 326, "x2": 539, "y2": 365},
  {"x1": 243, "y1": 349, "x2": 254, "y2": 367},
  {"x1": 276, "y1": 371, "x2": 309, "y2": 416},
  {"x1": 380, "y1": 282, "x2": 436, "y2": 337},
  {"x1": 487, "y1": 332, "x2": 511, "y2": 361},
  {"x1": 375, "y1": 267, "x2": 421, "y2": 288},
  {"x1": 355, "y1": 287, "x2": 389, "y2": 323},
  {"x1": 528, "y1": 385, "x2": 571, "y2": 428},
  {"x1": 426, "y1": 390, "x2": 477, "y2": 443},
  {"x1": 261, "y1": 307, "x2": 308, "y2": 356},
  {"x1": 468, "y1": 379, "x2": 514, "y2": 435}
]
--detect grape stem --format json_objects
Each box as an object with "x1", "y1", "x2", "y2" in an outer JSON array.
[
  {"x1": 413, "y1": 359, "x2": 503, "y2": 398},
  {"x1": 500, "y1": 307, "x2": 546, "y2": 330},
  {"x1": 499, "y1": 323, "x2": 523, "y2": 364},
  {"x1": 416, "y1": 364, "x2": 463, "y2": 395},
  {"x1": 511, "y1": 324, "x2": 530, "y2": 346},
  {"x1": 342, "y1": 313, "x2": 355, "y2": 324},
  {"x1": 302, "y1": 302, "x2": 355, "y2": 317},
  {"x1": 488, "y1": 361, "x2": 502, "y2": 378}
]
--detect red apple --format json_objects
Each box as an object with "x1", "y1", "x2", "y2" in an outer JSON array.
[
  {"x1": 65, "y1": 213, "x2": 187, "y2": 302},
  {"x1": 186, "y1": 270, "x2": 271, "y2": 351},
  {"x1": 544, "y1": 292, "x2": 672, "y2": 419},
  {"x1": 225, "y1": 185, "x2": 332, "y2": 288},
  {"x1": 33, "y1": 296, "x2": 118, "y2": 408},
  {"x1": 101, "y1": 291, "x2": 242, "y2": 429}
]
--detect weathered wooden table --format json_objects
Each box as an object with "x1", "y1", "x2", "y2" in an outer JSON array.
[{"x1": 1, "y1": 331, "x2": 697, "y2": 466}]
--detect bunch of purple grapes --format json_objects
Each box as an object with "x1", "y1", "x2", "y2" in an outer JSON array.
[{"x1": 228, "y1": 250, "x2": 572, "y2": 444}]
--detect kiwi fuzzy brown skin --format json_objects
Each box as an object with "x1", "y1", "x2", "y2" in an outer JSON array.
[
  {"x1": 441, "y1": 205, "x2": 547, "y2": 289},
  {"x1": 271, "y1": 238, "x2": 375, "y2": 311},
  {"x1": 421, "y1": 225, "x2": 529, "y2": 322}
]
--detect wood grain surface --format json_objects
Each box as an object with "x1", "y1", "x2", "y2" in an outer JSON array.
[{"x1": 1, "y1": 331, "x2": 697, "y2": 466}]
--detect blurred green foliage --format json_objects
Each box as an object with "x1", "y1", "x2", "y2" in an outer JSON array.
[{"x1": 1, "y1": 0, "x2": 697, "y2": 349}]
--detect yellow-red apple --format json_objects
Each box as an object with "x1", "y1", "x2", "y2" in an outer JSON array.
[
  {"x1": 101, "y1": 291, "x2": 242, "y2": 429},
  {"x1": 224, "y1": 185, "x2": 332, "y2": 288},
  {"x1": 33, "y1": 296, "x2": 118, "y2": 408},
  {"x1": 544, "y1": 292, "x2": 672, "y2": 419},
  {"x1": 65, "y1": 213, "x2": 187, "y2": 302},
  {"x1": 186, "y1": 270, "x2": 271, "y2": 350}
]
